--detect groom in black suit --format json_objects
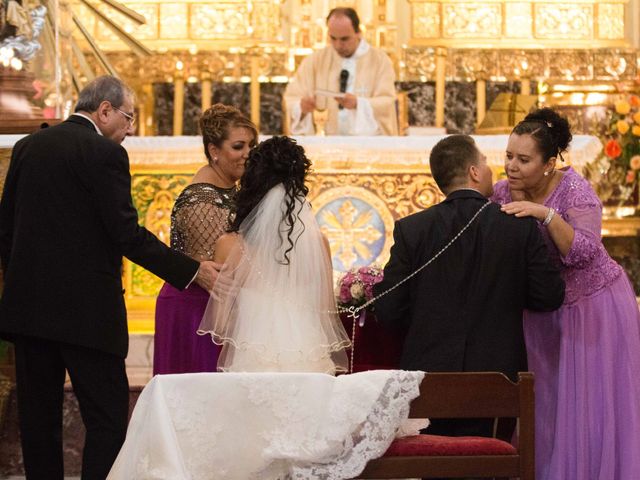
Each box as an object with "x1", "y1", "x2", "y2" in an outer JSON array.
[
  {"x1": 0, "y1": 76, "x2": 218, "y2": 479},
  {"x1": 375, "y1": 134, "x2": 565, "y2": 438}
]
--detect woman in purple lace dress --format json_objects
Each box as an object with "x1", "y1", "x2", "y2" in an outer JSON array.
[
  {"x1": 153, "y1": 105, "x2": 258, "y2": 375},
  {"x1": 492, "y1": 107, "x2": 640, "y2": 479}
]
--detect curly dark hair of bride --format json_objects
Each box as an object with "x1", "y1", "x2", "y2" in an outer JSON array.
[
  {"x1": 512, "y1": 107, "x2": 573, "y2": 163},
  {"x1": 229, "y1": 136, "x2": 312, "y2": 264}
]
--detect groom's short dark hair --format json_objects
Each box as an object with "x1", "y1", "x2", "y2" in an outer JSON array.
[{"x1": 430, "y1": 134, "x2": 480, "y2": 194}]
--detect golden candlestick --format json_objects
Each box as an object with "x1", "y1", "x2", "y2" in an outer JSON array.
[
  {"x1": 435, "y1": 47, "x2": 447, "y2": 129},
  {"x1": 173, "y1": 64, "x2": 185, "y2": 136},
  {"x1": 201, "y1": 72, "x2": 212, "y2": 112},
  {"x1": 250, "y1": 55, "x2": 261, "y2": 131}
]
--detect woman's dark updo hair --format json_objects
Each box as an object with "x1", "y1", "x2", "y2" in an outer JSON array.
[
  {"x1": 511, "y1": 107, "x2": 573, "y2": 163},
  {"x1": 230, "y1": 136, "x2": 312, "y2": 264}
]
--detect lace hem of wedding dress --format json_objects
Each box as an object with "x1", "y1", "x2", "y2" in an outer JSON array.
[
  {"x1": 107, "y1": 371, "x2": 425, "y2": 480},
  {"x1": 264, "y1": 370, "x2": 425, "y2": 479}
]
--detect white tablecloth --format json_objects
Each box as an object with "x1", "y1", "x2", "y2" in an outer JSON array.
[
  {"x1": 107, "y1": 370, "x2": 425, "y2": 480},
  {"x1": 114, "y1": 134, "x2": 601, "y2": 170},
  {"x1": 0, "y1": 133, "x2": 602, "y2": 171}
]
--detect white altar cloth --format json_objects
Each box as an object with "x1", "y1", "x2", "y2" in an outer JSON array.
[
  {"x1": 107, "y1": 370, "x2": 425, "y2": 480},
  {"x1": 0, "y1": 134, "x2": 601, "y2": 171},
  {"x1": 115, "y1": 135, "x2": 601, "y2": 170}
]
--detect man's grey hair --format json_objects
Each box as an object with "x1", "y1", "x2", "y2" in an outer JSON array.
[{"x1": 74, "y1": 75, "x2": 134, "y2": 113}]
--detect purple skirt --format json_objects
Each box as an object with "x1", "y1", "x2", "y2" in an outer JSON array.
[
  {"x1": 524, "y1": 274, "x2": 640, "y2": 479},
  {"x1": 153, "y1": 283, "x2": 221, "y2": 375}
]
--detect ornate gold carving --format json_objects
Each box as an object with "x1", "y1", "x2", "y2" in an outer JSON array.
[
  {"x1": 252, "y1": 1, "x2": 282, "y2": 41},
  {"x1": 65, "y1": 0, "x2": 635, "y2": 106},
  {"x1": 308, "y1": 172, "x2": 443, "y2": 224},
  {"x1": 412, "y1": 3, "x2": 440, "y2": 39},
  {"x1": 442, "y1": 3, "x2": 502, "y2": 39},
  {"x1": 534, "y1": 4, "x2": 593, "y2": 40},
  {"x1": 547, "y1": 49, "x2": 594, "y2": 80},
  {"x1": 159, "y1": 3, "x2": 188, "y2": 39},
  {"x1": 597, "y1": 3, "x2": 625, "y2": 39},
  {"x1": 407, "y1": 0, "x2": 628, "y2": 48},
  {"x1": 402, "y1": 46, "x2": 639, "y2": 82},
  {"x1": 499, "y1": 50, "x2": 545, "y2": 79},
  {"x1": 125, "y1": 173, "x2": 191, "y2": 298},
  {"x1": 403, "y1": 47, "x2": 437, "y2": 79},
  {"x1": 190, "y1": 4, "x2": 251, "y2": 39},
  {"x1": 144, "y1": 190, "x2": 174, "y2": 245},
  {"x1": 594, "y1": 50, "x2": 637, "y2": 80},
  {"x1": 505, "y1": 2, "x2": 533, "y2": 38}
]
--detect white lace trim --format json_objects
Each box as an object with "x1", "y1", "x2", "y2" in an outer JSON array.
[{"x1": 287, "y1": 371, "x2": 424, "y2": 479}]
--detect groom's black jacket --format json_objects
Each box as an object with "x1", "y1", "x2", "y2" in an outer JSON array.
[{"x1": 374, "y1": 189, "x2": 565, "y2": 381}]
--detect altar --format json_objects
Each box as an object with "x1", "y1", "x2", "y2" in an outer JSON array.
[{"x1": 0, "y1": 133, "x2": 603, "y2": 331}]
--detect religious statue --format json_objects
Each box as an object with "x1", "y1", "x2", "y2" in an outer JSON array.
[
  {"x1": 0, "y1": 0, "x2": 50, "y2": 133},
  {"x1": 0, "y1": 0, "x2": 46, "y2": 61}
]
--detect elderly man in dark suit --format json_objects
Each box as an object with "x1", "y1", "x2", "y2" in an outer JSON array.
[
  {"x1": 0, "y1": 75, "x2": 218, "y2": 479},
  {"x1": 374, "y1": 134, "x2": 565, "y2": 438}
]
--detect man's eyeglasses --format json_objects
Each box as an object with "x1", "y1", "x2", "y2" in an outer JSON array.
[{"x1": 114, "y1": 106, "x2": 136, "y2": 126}]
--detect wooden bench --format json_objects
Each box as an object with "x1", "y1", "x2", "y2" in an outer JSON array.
[{"x1": 355, "y1": 371, "x2": 534, "y2": 479}]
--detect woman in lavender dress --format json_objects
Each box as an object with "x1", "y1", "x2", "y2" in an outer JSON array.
[
  {"x1": 493, "y1": 107, "x2": 640, "y2": 479},
  {"x1": 153, "y1": 104, "x2": 258, "y2": 375}
]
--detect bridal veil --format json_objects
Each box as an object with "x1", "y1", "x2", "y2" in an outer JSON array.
[{"x1": 198, "y1": 183, "x2": 350, "y2": 373}]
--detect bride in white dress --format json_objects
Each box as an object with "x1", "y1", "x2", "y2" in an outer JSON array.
[
  {"x1": 108, "y1": 139, "x2": 426, "y2": 478},
  {"x1": 198, "y1": 136, "x2": 351, "y2": 374}
]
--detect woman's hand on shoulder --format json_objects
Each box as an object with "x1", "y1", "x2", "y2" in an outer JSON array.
[{"x1": 500, "y1": 201, "x2": 548, "y2": 221}]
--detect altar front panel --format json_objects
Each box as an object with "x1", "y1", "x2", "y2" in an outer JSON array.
[{"x1": 120, "y1": 134, "x2": 601, "y2": 331}]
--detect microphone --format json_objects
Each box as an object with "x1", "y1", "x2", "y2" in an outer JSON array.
[{"x1": 339, "y1": 69, "x2": 349, "y2": 109}]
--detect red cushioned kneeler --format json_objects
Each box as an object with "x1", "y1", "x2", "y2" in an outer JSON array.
[{"x1": 384, "y1": 434, "x2": 517, "y2": 457}]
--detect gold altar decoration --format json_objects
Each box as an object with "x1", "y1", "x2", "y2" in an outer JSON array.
[
  {"x1": 407, "y1": 0, "x2": 627, "y2": 48},
  {"x1": 12, "y1": 0, "x2": 631, "y2": 133},
  {"x1": 125, "y1": 163, "x2": 444, "y2": 331},
  {"x1": 126, "y1": 171, "x2": 192, "y2": 297},
  {"x1": 476, "y1": 93, "x2": 538, "y2": 134}
]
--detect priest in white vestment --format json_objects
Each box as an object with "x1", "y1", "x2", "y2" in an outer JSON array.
[{"x1": 283, "y1": 7, "x2": 398, "y2": 136}]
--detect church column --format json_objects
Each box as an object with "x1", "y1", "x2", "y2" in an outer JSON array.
[
  {"x1": 435, "y1": 47, "x2": 447, "y2": 128},
  {"x1": 139, "y1": 83, "x2": 155, "y2": 136},
  {"x1": 201, "y1": 72, "x2": 212, "y2": 112},
  {"x1": 173, "y1": 67, "x2": 185, "y2": 136},
  {"x1": 250, "y1": 55, "x2": 261, "y2": 131},
  {"x1": 476, "y1": 77, "x2": 486, "y2": 128},
  {"x1": 520, "y1": 78, "x2": 531, "y2": 96}
]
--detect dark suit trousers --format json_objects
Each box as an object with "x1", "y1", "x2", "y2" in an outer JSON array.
[{"x1": 13, "y1": 336, "x2": 129, "y2": 480}]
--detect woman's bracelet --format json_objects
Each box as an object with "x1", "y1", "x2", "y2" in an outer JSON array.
[{"x1": 542, "y1": 207, "x2": 556, "y2": 226}]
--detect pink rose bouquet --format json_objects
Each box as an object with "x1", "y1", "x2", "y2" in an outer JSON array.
[{"x1": 336, "y1": 265, "x2": 384, "y2": 309}]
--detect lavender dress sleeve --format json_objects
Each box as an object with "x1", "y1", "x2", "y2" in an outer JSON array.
[{"x1": 556, "y1": 180, "x2": 602, "y2": 269}]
